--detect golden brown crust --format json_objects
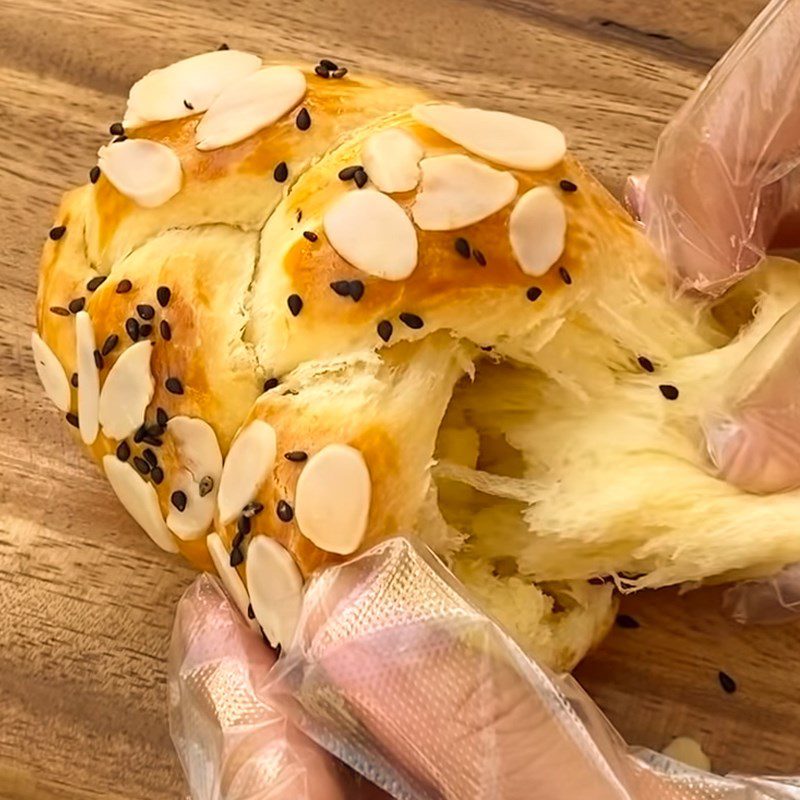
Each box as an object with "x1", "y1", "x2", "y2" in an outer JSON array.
[{"x1": 36, "y1": 56, "x2": 660, "y2": 579}]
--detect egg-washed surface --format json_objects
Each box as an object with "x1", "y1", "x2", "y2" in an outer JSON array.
[{"x1": 34, "y1": 50, "x2": 800, "y2": 671}]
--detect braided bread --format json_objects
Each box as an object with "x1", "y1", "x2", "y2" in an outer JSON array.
[{"x1": 34, "y1": 49, "x2": 800, "y2": 670}]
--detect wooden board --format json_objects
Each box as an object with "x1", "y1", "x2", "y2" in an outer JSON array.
[{"x1": 1, "y1": 0, "x2": 794, "y2": 797}]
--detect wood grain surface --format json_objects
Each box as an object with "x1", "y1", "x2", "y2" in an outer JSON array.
[{"x1": 1, "y1": 0, "x2": 794, "y2": 798}]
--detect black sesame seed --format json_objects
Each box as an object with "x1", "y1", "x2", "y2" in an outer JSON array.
[
  {"x1": 70, "y1": 372, "x2": 78, "y2": 388},
  {"x1": 170, "y1": 491, "x2": 187, "y2": 512},
  {"x1": 146, "y1": 422, "x2": 165, "y2": 437},
  {"x1": 165, "y1": 377, "x2": 184, "y2": 395},
  {"x1": 136, "y1": 303, "x2": 155, "y2": 320},
  {"x1": 139, "y1": 323, "x2": 152, "y2": 337},
  {"x1": 480, "y1": 345, "x2": 493, "y2": 352},
  {"x1": 199, "y1": 476, "x2": 214, "y2": 497},
  {"x1": 243, "y1": 501, "x2": 264, "y2": 517},
  {"x1": 525, "y1": 286, "x2": 542, "y2": 303},
  {"x1": 399, "y1": 312, "x2": 424, "y2": 330},
  {"x1": 247, "y1": 603, "x2": 255, "y2": 619},
  {"x1": 353, "y1": 168, "x2": 368, "y2": 188},
  {"x1": 349, "y1": 280, "x2": 365, "y2": 302},
  {"x1": 89, "y1": 166, "x2": 101, "y2": 184},
  {"x1": 338, "y1": 165, "x2": 360, "y2": 181},
  {"x1": 116, "y1": 279, "x2": 132, "y2": 294},
  {"x1": 113, "y1": 135, "x2": 127, "y2": 143},
  {"x1": 156, "y1": 407, "x2": 168, "y2": 427},
  {"x1": 262, "y1": 377, "x2": 279, "y2": 392},
  {"x1": 159, "y1": 319, "x2": 172, "y2": 340},
  {"x1": 86, "y1": 275, "x2": 106, "y2": 291},
  {"x1": 237, "y1": 515, "x2": 251, "y2": 536},
  {"x1": 116, "y1": 440, "x2": 130, "y2": 461},
  {"x1": 93, "y1": 349, "x2": 104, "y2": 370},
  {"x1": 303, "y1": 230, "x2": 318, "y2": 242},
  {"x1": 296, "y1": 107, "x2": 311, "y2": 131},
  {"x1": 284, "y1": 450, "x2": 308, "y2": 462},
  {"x1": 230, "y1": 547, "x2": 244, "y2": 567},
  {"x1": 125, "y1": 317, "x2": 140, "y2": 342},
  {"x1": 314, "y1": 65, "x2": 330, "y2": 79},
  {"x1": 559, "y1": 267, "x2": 572, "y2": 285},
  {"x1": 319, "y1": 58, "x2": 339, "y2": 71},
  {"x1": 218, "y1": 42, "x2": 229, "y2": 50},
  {"x1": 50, "y1": 306, "x2": 70, "y2": 317},
  {"x1": 637, "y1": 356, "x2": 655, "y2": 373},
  {"x1": 659, "y1": 384, "x2": 679, "y2": 400},
  {"x1": 68, "y1": 297, "x2": 86, "y2": 314},
  {"x1": 559, "y1": 179, "x2": 578, "y2": 193},
  {"x1": 133, "y1": 456, "x2": 151, "y2": 475},
  {"x1": 142, "y1": 434, "x2": 163, "y2": 447},
  {"x1": 296, "y1": 209, "x2": 303, "y2": 222},
  {"x1": 330, "y1": 280, "x2": 351, "y2": 297},
  {"x1": 276, "y1": 500, "x2": 294, "y2": 522},
  {"x1": 151, "y1": 466, "x2": 164, "y2": 484},
  {"x1": 183, "y1": 99, "x2": 194, "y2": 110},
  {"x1": 156, "y1": 286, "x2": 171, "y2": 307},
  {"x1": 718, "y1": 671, "x2": 737, "y2": 694},
  {"x1": 142, "y1": 448, "x2": 158, "y2": 467},
  {"x1": 49, "y1": 225, "x2": 67, "y2": 241},
  {"x1": 473, "y1": 249, "x2": 487, "y2": 267},
  {"x1": 133, "y1": 425, "x2": 147, "y2": 443},
  {"x1": 101, "y1": 334, "x2": 119, "y2": 356},
  {"x1": 616, "y1": 614, "x2": 640, "y2": 629},
  {"x1": 332, "y1": 67, "x2": 348, "y2": 78},
  {"x1": 65, "y1": 412, "x2": 79, "y2": 428},
  {"x1": 109, "y1": 122, "x2": 125, "y2": 136},
  {"x1": 287, "y1": 294, "x2": 303, "y2": 317},
  {"x1": 454, "y1": 237, "x2": 471, "y2": 259},
  {"x1": 273, "y1": 161, "x2": 289, "y2": 183},
  {"x1": 377, "y1": 320, "x2": 393, "y2": 342}
]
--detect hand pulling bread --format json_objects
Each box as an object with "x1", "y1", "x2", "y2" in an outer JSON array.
[{"x1": 31, "y1": 2, "x2": 800, "y2": 793}]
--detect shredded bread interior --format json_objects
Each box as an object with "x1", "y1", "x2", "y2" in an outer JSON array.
[{"x1": 422, "y1": 257, "x2": 800, "y2": 670}]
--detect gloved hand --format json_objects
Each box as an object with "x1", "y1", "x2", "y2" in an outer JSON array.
[
  {"x1": 628, "y1": 0, "x2": 800, "y2": 497},
  {"x1": 170, "y1": 537, "x2": 800, "y2": 799},
  {"x1": 628, "y1": 0, "x2": 800, "y2": 297}
]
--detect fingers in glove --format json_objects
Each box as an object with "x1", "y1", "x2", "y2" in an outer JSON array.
[
  {"x1": 168, "y1": 573, "x2": 350, "y2": 800},
  {"x1": 702, "y1": 301, "x2": 800, "y2": 493},
  {"x1": 271, "y1": 538, "x2": 634, "y2": 800},
  {"x1": 641, "y1": 0, "x2": 800, "y2": 295}
]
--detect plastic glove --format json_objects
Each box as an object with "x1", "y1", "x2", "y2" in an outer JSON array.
[
  {"x1": 628, "y1": 0, "x2": 800, "y2": 497},
  {"x1": 171, "y1": 537, "x2": 800, "y2": 800},
  {"x1": 629, "y1": 0, "x2": 800, "y2": 296},
  {"x1": 168, "y1": 572, "x2": 389, "y2": 800}
]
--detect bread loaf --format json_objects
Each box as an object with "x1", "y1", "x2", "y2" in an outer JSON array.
[{"x1": 34, "y1": 50, "x2": 800, "y2": 670}]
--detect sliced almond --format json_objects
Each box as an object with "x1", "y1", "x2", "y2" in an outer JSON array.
[
  {"x1": 246, "y1": 535, "x2": 303, "y2": 648},
  {"x1": 98, "y1": 139, "x2": 183, "y2": 208},
  {"x1": 661, "y1": 737, "x2": 711, "y2": 772},
  {"x1": 195, "y1": 66, "x2": 307, "y2": 151},
  {"x1": 217, "y1": 420, "x2": 277, "y2": 525},
  {"x1": 31, "y1": 332, "x2": 70, "y2": 412},
  {"x1": 98, "y1": 341, "x2": 154, "y2": 440},
  {"x1": 75, "y1": 311, "x2": 99, "y2": 445},
  {"x1": 166, "y1": 416, "x2": 223, "y2": 540},
  {"x1": 411, "y1": 104, "x2": 566, "y2": 171},
  {"x1": 323, "y1": 189, "x2": 418, "y2": 280},
  {"x1": 361, "y1": 129, "x2": 424, "y2": 193},
  {"x1": 206, "y1": 532, "x2": 257, "y2": 628},
  {"x1": 412, "y1": 154, "x2": 518, "y2": 231},
  {"x1": 103, "y1": 455, "x2": 177, "y2": 553},
  {"x1": 509, "y1": 186, "x2": 567, "y2": 276},
  {"x1": 123, "y1": 50, "x2": 262, "y2": 128},
  {"x1": 295, "y1": 443, "x2": 371, "y2": 555}
]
